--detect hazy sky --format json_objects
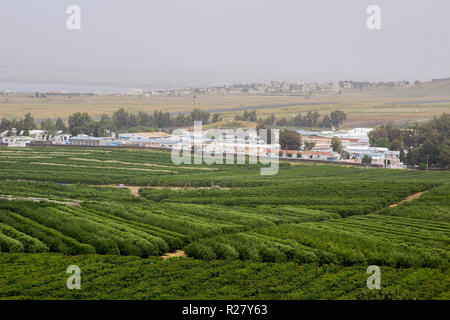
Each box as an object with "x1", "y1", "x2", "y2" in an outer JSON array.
[{"x1": 1, "y1": 0, "x2": 450, "y2": 87}]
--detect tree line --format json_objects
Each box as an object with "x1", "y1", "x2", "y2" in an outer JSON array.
[
  {"x1": 271, "y1": 110, "x2": 346, "y2": 129},
  {"x1": 234, "y1": 110, "x2": 347, "y2": 129},
  {"x1": 66, "y1": 108, "x2": 225, "y2": 136},
  {"x1": 0, "y1": 113, "x2": 39, "y2": 136},
  {"x1": 1, "y1": 108, "x2": 347, "y2": 138},
  {"x1": 0, "y1": 108, "x2": 223, "y2": 137}
]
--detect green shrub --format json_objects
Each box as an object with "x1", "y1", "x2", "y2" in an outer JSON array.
[
  {"x1": 184, "y1": 243, "x2": 217, "y2": 260},
  {"x1": 0, "y1": 223, "x2": 48, "y2": 253},
  {"x1": 0, "y1": 232, "x2": 24, "y2": 253}
]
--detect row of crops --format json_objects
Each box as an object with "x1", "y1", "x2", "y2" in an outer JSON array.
[
  {"x1": 2, "y1": 253, "x2": 448, "y2": 299},
  {"x1": 0, "y1": 199, "x2": 341, "y2": 256},
  {"x1": 378, "y1": 184, "x2": 450, "y2": 221},
  {"x1": 2, "y1": 146, "x2": 450, "y2": 187},
  {"x1": 0, "y1": 180, "x2": 138, "y2": 203},
  {"x1": 185, "y1": 214, "x2": 450, "y2": 267},
  {"x1": 1, "y1": 183, "x2": 448, "y2": 267},
  {"x1": 0, "y1": 146, "x2": 449, "y2": 272},
  {"x1": 139, "y1": 182, "x2": 434, "y2": 216},
  {"x1": 0, "y1": 201, "x2": 178, "y2": 256}
]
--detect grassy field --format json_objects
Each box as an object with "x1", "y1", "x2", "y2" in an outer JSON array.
[
  {"x1": 1, "y1": 80, "x2": 450, "y2": 127},
  {"x1": 0, "y1": 146, "x2": 449, "y2": 299}
]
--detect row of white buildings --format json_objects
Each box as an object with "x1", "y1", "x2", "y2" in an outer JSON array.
[{"x1": 1, "y1": 127, "x2": 404, "y2": 168}]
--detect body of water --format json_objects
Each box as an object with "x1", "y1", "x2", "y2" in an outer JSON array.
[{"x1": 0, "y1": 82, "x2": 140, "y2": 94}]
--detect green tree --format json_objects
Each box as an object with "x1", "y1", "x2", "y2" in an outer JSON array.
[
  {"x1": 40, "y1": 118, "x2": 57, "y2": 134},
  {"x1": 23, "y1": 113, "x2": 37, "y2": 130},
  {"x1": 137, "y1": 111, "x2": 151, "y2": 127},
  {"x1": 320, "y1": 115, "x2": 332, "y2": 128},
  {"x1": 368, "y1": 124, "x2": 403, "y2": 147},
  {"x1": 438, "y1": 140, "x2": 450, "y2": 168},
  {"x1": 68, "y1": 112, "x2": 94, "y2": 136},
  {"x1": 191, "y1": 109, "x2": 210, "y2": 124},
  {"x1": 248, "y1": 111, "x2": 257, "y2": 122},
  {"x1": 331, "y1": 136, "x2": 342, "y2": 153},
  {"x1": 0, "y1": 118, "x2": 12, "y2": 132},
  {"x1": 375, "y1": 137, "x2": 389, "y2": 148},
  {"x1": 330, "y1": 110, "x2": 347, "y2": 128},
  {"x1": 388, "y1": 139, "x2": 403, "y2": 151},
  {"x1": 305, "y1": 111, "x2": 320, "y2": 127},
  {"x1": 175, "y1": 114, "x2": 187, "y2": 127},
  {"x1": 112, "y1": 108, "x2": 130, "y2": 130},
  {"x1": 55, "y1": 118, "x2": 67, "y2": 132},
  {"x1": 279, "y1": 129, "x2": 301, "y2": 150},
  {"x1": 99, "y1": 114, "x2": 114, "y2": 134}
]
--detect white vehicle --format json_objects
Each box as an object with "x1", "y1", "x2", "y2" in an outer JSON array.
[{"x1": 117, "y1": 184, "x2": 126, "y2": 188}]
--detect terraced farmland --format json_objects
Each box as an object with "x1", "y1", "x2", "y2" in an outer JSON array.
[{"x1": 0, "y1": 146, "x2": 449, "y2": 299}]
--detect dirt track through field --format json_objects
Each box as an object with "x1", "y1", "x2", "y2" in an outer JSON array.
[
  {"x1": 0, "y1": 195, "x2": 81, "y2": 207},
  {"x1": 389, "y1": 191, "x2": 427, "y2": 207},
  {"x1": 93, "y1": 184, "x2": 229, "y2": 197}
]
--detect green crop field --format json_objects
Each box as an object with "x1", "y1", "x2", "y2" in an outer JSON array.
[{"x1": 0, "y1": 146, "x2": 449, "y2": 299}]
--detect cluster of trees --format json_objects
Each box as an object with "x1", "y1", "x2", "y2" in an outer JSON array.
[
  {"x1": 233, "y1": 109, "x2": 347, "y2": 129},
  {"x1": 0, "y1": 113, "x2": 37, "y2": 136},
  {"x1": 67, "y1": 108, "x2": 223, "y2": 136},
  {"x1": 368, "y1": 113, "x2": 450, "y2": 168},
  {"x1": 274, "y1": 110, "x2": 347, "y2": 129},
  {"x1": 1, "y1": 108, "x2": 347, "y2": 139},
  {"x1": 258, "y1": 113, "x2": 276, "y2": 126},
  {"x1": 235, "y1": 110, "x2": 258, "y2": 122},
  {"x1": 40, "y1": 118, "x2": 67, "y2": 133},
  {"x1": 1, "y1": 108, "x2": 223, "y2": 137}
]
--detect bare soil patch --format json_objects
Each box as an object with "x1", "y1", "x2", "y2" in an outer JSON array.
[
  {"x1": 161, "y1": 250, "x2": 187, "y2": 260},
  {"x1": 127, "y1": 186, "x2": 141, "y2": 197}
]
